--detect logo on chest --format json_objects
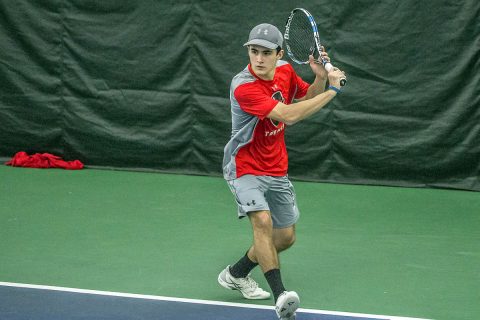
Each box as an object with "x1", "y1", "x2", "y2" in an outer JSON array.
[
  {"x1": 271, "y1": 90, "x2": 285, "y2": 103},
  {"x1": 265, "y1": 122, "x2": 285, "y2": 137}
]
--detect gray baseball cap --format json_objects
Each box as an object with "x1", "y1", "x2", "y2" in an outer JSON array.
[{"x1": 243, "y1": 23, "x2": 283, "y2": 49}]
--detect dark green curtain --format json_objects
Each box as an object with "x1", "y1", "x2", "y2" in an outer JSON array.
[{"x1": 1, "y1": 0, "x2": 479, "y2": 190}]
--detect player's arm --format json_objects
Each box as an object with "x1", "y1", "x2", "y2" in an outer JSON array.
[
  {"x1": 268, "y1": 90, "x2": 336, "y2": 126},
  {"x1": 267, "y1": 68, "x2": 344, "y2": 126},
  {"x1": 302, "y1": 74, "x2": 327, "y2": 101}
]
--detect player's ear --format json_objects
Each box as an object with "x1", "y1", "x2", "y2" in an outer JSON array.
[{"x1": 277, "y1": 49, "x2": 284, "y2": 59}]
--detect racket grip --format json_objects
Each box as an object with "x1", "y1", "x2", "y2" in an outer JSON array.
[
  {"x1": 324, "y1": 62, "x2": 334, "y2": 72},
  {"x1": 324, "y1": 62, "x2": 347, "y2": 87}
]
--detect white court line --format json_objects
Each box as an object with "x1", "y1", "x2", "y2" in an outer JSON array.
[{"x1": 0, "y1": 281, "x2": 431, "y2": 320}]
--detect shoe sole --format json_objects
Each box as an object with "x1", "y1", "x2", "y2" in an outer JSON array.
[{"x1": 276, "y1": 292, "x2": 299, "y2": 319}]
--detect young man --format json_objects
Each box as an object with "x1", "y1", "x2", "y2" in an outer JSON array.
[{"x1": 218, "y1": 23, "x2": 346, "y2": 320}]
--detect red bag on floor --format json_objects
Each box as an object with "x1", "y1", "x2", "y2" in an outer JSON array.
[{"x1": 5, "y1": 151, "x2": 84, "y2": 170}]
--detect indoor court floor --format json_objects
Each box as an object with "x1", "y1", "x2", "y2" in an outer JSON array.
[{"x1": 0, "y1": 166, "x2": 478, "y2": 320}]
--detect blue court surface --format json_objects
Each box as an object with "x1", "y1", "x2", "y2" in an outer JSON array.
[{"x1": 0, "y1": 282, "x2": 430, "y2": 320}]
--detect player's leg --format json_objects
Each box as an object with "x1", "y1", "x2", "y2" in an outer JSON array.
[
  {"x1": 222, "y1": 209, "x2": 283, "y2": 295},
  {"x1": 269, "y1": 226, "x2": 299, "y2": 320},
  {"x1": 219, "y1": 174, "x2": 299, "y2": 318},
  {"x1": 224, "y1": 210, "x2": 278, "y2": 291},
  {"x1": 273, "y1": 224, "x2": 296, "y2": 253},
  {"x1": 248, "y1": 210, "x2": 279, "y2": 272},
  {"x1": 230, "y1": 175, "x2": 299, "y2": 299},
  {"x1": 225, "y1": 175, "x2": 277, "y2": 274},
  {"x1": 240, "y1": 224, "x2": 295, "y2": 266},
  {"x1": 266, "y1": 176, "x2": 300, "y2": 319},
  {"x1": 228, "y1": 224, "x2": 295, "y2": 300},
  {"x1": 218, "y1": 211, "x2": 273, "y2": 300},
  {"x1": 247, "y1": 209, "x2": 299, "y2": 320},
  {"x1": 218, "y1": 176, "x2": 271, "y2": 300}
]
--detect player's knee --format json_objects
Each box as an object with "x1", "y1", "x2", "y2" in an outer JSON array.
[
  {"x1": 276, "y1": 232, "x2": 296, "y2": 252},
  {"x1": 287, "y1": 233, "x2": 296, "y2": 248},
  {"x1": 249, "y1": 210, "x2": 273, "y2": 231},
  {"x1": 287, "y1": 233, "x2": 297, "y2": 248}
]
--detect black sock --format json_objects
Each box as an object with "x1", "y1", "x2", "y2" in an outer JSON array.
[
  {"x1": 264, "y1": 268, "x2": 286, "y2": 302},
  {"x1": 229, "y1": 252, "x2": 258, "y2": 278}
]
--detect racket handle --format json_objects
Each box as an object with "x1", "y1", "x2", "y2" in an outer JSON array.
[
  {"x1": 324, "y1": 62, "x2": 347, "y2": 86},
  {"x1": 324, "y1": 62, "x2": 334, "y2": 72}
]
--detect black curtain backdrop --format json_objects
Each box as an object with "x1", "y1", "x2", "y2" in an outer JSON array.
[{"x1": 1, "y1": 0, "x2": 479, "y2": 190}]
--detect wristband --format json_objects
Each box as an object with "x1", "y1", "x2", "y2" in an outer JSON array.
[{"x1": 328, "y1": 85, "x2": 341, "y2": 93}]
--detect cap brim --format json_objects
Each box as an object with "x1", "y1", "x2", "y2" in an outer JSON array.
[{"x1": 243, "y1": 39, "x2": 278, "y2": 50}]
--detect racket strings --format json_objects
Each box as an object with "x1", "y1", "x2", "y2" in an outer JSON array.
[{"x1": 286, "y1": 13, "x2": 316, "y2": 63}]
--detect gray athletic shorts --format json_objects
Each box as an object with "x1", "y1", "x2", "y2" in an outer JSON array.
[{"x1": 226, "y1": 174, "x2": 300, "y2": 228}]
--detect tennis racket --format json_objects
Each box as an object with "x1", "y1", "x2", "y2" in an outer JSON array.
[{"x1": 284, "y1": 8, "x2": 346, "y2": 86}]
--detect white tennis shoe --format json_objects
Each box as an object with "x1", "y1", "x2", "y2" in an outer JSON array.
[
  {"x1": 275, "y1": 291, "x2": 299, "y2": 320},
  {"x1": 218, "y1": 265, "x2": 271, "y2": 300}
]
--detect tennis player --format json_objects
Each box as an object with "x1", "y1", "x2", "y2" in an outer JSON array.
[{"x1": 218, "y1": 23, "x2": 345, "y2": 320}]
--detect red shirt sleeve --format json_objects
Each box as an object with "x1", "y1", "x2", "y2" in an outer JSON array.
[{"x1": 234, "y1": 84, "x2": 279, "y2": 120}]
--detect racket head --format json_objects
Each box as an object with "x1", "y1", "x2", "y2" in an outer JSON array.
[
  {"x1": 285, "y1": 8, "x2": 347, "y2": 86},
  {"x1": 284, "y1": 8, "x2": 322, "y2": 64}
]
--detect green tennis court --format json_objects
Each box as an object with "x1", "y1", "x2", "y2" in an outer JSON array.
[{"x1": 1, "y1": 165, "x2": 478, "y2": 320}]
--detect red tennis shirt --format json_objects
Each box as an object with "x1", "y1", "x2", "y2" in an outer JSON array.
[{"x1": 223, "y1": 61, "x2": 310, "y2": 180}]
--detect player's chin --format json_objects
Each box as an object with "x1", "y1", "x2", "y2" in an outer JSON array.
[{"x1": 254, "y1": 67, "x2": 268, "y2": 75}]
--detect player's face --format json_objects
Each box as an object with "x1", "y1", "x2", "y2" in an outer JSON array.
[{"x1": 248, "y1": 45, "x2": 283, "y2": 80}]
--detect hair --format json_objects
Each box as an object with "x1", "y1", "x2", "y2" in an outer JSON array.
[{"x1": 247, "y1": 45, "x2": 282, "y2": 55}]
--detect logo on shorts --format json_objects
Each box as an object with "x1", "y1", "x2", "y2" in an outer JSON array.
[{"x1": 246, "y1": 200, "x2": 256, "y2": 206}]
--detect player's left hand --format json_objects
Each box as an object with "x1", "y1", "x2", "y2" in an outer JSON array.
[{"x1": 308, "y1": 46, "x2": 330, "y2": 80}]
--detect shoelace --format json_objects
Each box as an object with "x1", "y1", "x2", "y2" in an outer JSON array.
[{"x1": 239, "y1": 276, "x2": 259, "y2": 292}]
